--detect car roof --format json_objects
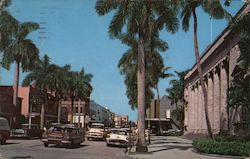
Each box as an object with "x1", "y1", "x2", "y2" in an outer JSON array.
[
  {"x1": 54, "y1": 124, "x2": 77, "y2": 129},
  {"x1": 109, "y1": 128, "x2": 126, "y2": 132},
  {"x1": 92, "y1": 123, "x2": 104, "y2": 126},
  {"x1": 22, "y1": 124, "x2": 38, "y2": 126}
]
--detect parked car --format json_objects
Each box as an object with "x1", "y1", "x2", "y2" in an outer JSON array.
[
  {"x1": 11, "y1": 124, "x2": 42, "y2": 139},
  {"x1": 41, "y1": 124, "x2": 85, "y2": 147},
  {"x1": 106, "y1": 129, "x2": 132, "y2": 147},
  {"x1": 0, "y1": 117, "x2": 10, "y2": 145},
  {"x1": 86, "y1": 123, "x2": 107, "y2": 140}
]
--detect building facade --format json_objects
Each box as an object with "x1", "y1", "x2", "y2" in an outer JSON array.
[
  {"x1": 145, "y1": 97, "x2": 180, "y2": 133},
  {"x1": 184, "y1": 5, "x2": 250, "y2": 135},
  {"x1": 0, "y1": 86, "x2": 59, "y2": 129},
  {"x1": 60, "y1": 98, "x2": 89, "y2": 127},
  {"x1": 0, "y1": 91, "x2": 22, "y2": 128},
  {"x1": 114, "y1": 115, "x2": 128, "y2": 128}
]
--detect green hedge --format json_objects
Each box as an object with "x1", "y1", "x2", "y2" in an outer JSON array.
[{"x1": 193, "y1": 137, "x2": 250, "y2": 157}]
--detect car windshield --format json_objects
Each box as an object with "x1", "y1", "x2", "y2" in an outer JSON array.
[
  {"x1": 52, "y1": 126, "x2": 73, "y2": 133},
  {"x1": 91, "y1": 125, "x2": 104, "y2": 129},
  {"x1": 110, "y1": 130, "x2": 127, "y2": 135}
]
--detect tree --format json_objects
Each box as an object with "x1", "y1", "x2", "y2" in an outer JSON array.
[
  {"x1": 228, "y1": 8, "x2": 250, "y2": 123},
  {"x1": 166, "y1": 70, "x2": 188, "y2": 132},
  {"x1": 22, "y1": 55, "x2": 59, "y2": 129},
  {"x1": 181, "y1": 0, "x2": 229, "y2": 139},
  {"x1": 2, "y1": 20, "x2": 39, "y2": 117},
  {"x1": 96, "y1": 1, "x2": 180, "y2": 150},
  {"x1": 0, "y1": 0, "x2": 18, "y2": 81},
  {"x1": 65, "y1": 68, "x2": 93, "y2": 124}
]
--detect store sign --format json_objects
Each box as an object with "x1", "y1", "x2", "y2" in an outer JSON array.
[{"x1": 30, "y1": 92, "x2": 44, "y2": 105}]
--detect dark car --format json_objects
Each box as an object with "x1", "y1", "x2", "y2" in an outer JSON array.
[
  {"x1": 41, "y1": 124, "x2": 85, "y2": 147},
  {"x1": 0, "y1": 117, "x2": 10, "y2": 145},
  {"x1": 11, "y1": 124, "x2": 42, "y2": 139}
]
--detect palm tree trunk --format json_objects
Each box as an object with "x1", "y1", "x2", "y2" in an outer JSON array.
[
  {"x1": 12, "y1": 62, "x2": 20, "y2": 128},
  {"x1": 13, "y1": 62, "x2": 19, "y2": 107},
  {"x1": 136, "y1": 32, "x2": 147, "y2": 151},
  {"x1": 156, "y1": 85, "x2": 162, "y2": 135},
  {"x1": 193, "y1": 9, "x2": 214, "y2": 139}
]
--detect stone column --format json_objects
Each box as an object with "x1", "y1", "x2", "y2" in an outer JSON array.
[
  {"x1": 213, "y1": 67, "x2": 220, "y2": 134},
  {"x1": 187, "y1": 85, "x2": 192, "y2": 132},
  {"x1": 207, "y1": 72, "x2": 214, "y2": 132},
  {"x1": 220, "y1": 62, "x2": 228, "y2": 131},
  {"x1": 197, "y1": 82, "x2": 202, "y2": 133},
  {"x1": 191, "y1": 85, "x2": 195, "y2": 132}
]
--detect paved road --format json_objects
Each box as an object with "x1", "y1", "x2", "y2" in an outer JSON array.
[{"x1": 0, "y1": 139, "x2": 132, "y2": 159}]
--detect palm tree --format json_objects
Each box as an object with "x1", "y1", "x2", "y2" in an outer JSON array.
[
  {"x1": 96, "y1": 1, "x2": 180, "y2": 149},
  {"x1": 181, "y1": 0, "x2": 229, "y2": 139},
  {"x1": 0, "y1": 0, "x2": 18, "y2": 81},
  {"x1": 2, "y1": 20, "x2": 39, "y2": 115},
  {"x1": 22, "y1": 55, "x2": 58, "y2": 129},
  {"x1": 166, "y1": 70, "x2": 188, "y2": 132},
  {"x1": 65, "y1": 68, "x2": 93, "y2": 124}
]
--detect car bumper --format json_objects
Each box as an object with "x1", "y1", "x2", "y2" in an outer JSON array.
[
  {"x1": 42, "y1": 138, "x2": 71, "y2": 145},
  {"x1": 106, "y1": 140, "x2": 128, "y2": 146}
]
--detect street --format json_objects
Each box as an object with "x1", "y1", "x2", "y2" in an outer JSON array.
[{"x1": 0, "y1": 139, "x2": 132, "y2": 159}]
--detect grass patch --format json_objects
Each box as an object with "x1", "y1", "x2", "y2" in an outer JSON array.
[{"x1": 192, "y1": 137, "x2": 250, "y2": 157}]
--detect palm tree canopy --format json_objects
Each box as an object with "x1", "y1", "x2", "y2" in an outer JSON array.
[
  {"x1": 96, "y1": 0, "x2": 181, "y2": 38},
  {"x1": 2, "y1": 21, "x2": 39, "y2": 71},
  {"x1": 181, "y1": 0, "x2": 231, "y2": 32}
]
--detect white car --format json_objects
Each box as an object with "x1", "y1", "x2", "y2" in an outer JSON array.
[
  {"x1": 86, "y1": 123, "x2": 107, "y2": 140},
  {"x1": 106, "y1": 129, "x2": 132, "y2": 147}
]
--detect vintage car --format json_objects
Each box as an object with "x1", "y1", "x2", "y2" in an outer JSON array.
[
  {"x1": 11, "y1": 124, "x2": 42, "y2": 139},
  {"x1": 86, "y1": 123, "x2": 107, "y2": 140},
  {"x1": 41, "y1": 124, "x2": 85, "y2": 147},
  {"x1": 0, "y1": 117, "x2": 10, "y2": 145},
  {"x1": 106, "y1": 129, "x2": 133, "y2": 147}
]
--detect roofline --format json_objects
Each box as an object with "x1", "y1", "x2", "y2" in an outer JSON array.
[{"x1": 185, "y1": 3, "x2": 248, "y2": 79}]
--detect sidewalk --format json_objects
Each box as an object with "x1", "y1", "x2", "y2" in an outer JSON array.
[{"x1": 128, "y1": 136, "x2": 244, "y2": 159}]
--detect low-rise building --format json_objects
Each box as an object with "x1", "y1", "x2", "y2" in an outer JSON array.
[
  {"x1": 0, "y1": 91, "x2": 22, "y2": 128},
  {"x1": 60, "y1": 98, "x2": 90, "y2": 127},
  {"x1": 184, "y1": 4, "x2": 250, "y2": 135},
  {"x1": 114, "y1": 115, "x2": 129, "y2": 128},
  {"x1": 145, "y1": 97, "x2": 181, "y2": 134},
  {"x1": 0, "y1": 86, "x2": 59, "y2": 129}
]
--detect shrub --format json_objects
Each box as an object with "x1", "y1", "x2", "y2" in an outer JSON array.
[{"x1": 193, "y1": 137, "x2": 250, "y2": 157}]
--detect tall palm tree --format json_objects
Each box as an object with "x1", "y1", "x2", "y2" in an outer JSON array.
[
  {"x1": 96, "y1": 1, "x2": 180, "y2": 149},
  {"x1": 22, "y1": 55, "x2": 58, "y2": 129},
  {"x1": 0, "y1": 0, "x2": 18, "y2": 81},
  {"x1": 2, "y1": 20, "x2": 39, "y2": 112},
  {"x1": 181, "y1": 0, "x2": 229, "y2": 139}
]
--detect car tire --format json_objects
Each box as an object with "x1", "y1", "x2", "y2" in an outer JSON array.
[
  {"x1": 0, "y1": 134, "x2": 5, "y2": 145},
  {"x1": 87, "y1": 137, "x2": 89, "y2": 141},
  {"x1": 44, "y1": 142, "x2": 49, "y2": 147},
  {"x1": 106, "y1": 143, "x2": 110, "y2": 147}
]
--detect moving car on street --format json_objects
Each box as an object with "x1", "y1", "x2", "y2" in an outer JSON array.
[
  {"x1": 0, "y1": 117, "x2": 10, "y2": 145},
  {"x1": 86, "y1": 123, "x2": 107, "y2": 140},
  {"x1": 106, "y1": 129, "x2": 131, "y2": 147},
  {"x1": 11, "y1": 124, "x2": 42, "y2": 139},
  {"x1": 41, "y1": 124, "x2": 85, "y2": 147}
]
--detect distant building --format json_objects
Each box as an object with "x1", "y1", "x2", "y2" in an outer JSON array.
[
  {"x1": 89, "y1": 100, "x2": 116, "y2": 127},
  {"x1": 184, "y1": 4, "x2": 250, "y2": 136},
  {"x1": 145, "y1": 97, "x2": 180, "y2": 134},
  {"x1": 114, "y1": 115, "x2": 129, "y2": 128},
  {"x1": 60, "y1": 98, "x2": 90, "y2": 127}
]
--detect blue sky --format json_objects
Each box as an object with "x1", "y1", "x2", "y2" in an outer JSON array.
[{"x1": 0, "y1": 0, "x2": 243, "y2": 121}]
